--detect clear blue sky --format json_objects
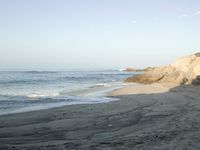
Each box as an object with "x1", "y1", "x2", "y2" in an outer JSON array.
[{"x1": 0, "y1": 0, "x2": 200, "y2": 70}]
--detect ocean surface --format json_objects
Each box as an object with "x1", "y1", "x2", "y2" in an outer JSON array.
[{"x1": 0, "y1": 70, "x2": 136, "y2": 115}]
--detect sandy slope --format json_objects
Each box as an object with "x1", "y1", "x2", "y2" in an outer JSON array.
[{"x1": 0, "y1": 84, "x2": 200, "y2": 149}]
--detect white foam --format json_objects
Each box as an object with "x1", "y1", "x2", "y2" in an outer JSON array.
[
  {"x1": 89, "y1": 83, "x2": 111, "y2": 88},
  {"x1": 27, "y1": 92, "x2": 60, "y2": 98},
  {"x1": 119, "y1": 68, "x2": 126, "y2": 72}
]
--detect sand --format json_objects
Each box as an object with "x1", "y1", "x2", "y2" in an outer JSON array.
[
  {"x1": 1, "y1": 83, "x2": 200, "y2": 149},
  {"x1": 109, "y1": 83, "x2": 179, "y2": 96}
]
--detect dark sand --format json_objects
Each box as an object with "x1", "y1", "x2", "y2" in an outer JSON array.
[{"x1": 1, "y1": 84, "x2": 200, "y2": 150}]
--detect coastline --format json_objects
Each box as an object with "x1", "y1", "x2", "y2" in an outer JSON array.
[
  {"x1": 1, "y1": 83, "x2": 200, "y2": 149},
  {"x1": 0, "y1": 70, "x2": 134, "y2": 116}
]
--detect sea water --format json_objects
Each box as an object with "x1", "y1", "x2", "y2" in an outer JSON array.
[{"x1": 0, "y1": 70, "x2": 136, "y2": 115}]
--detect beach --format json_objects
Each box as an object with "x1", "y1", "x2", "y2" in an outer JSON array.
[
  {"x1": 1, "y1": 83, "x2": 200, "y2": 149},
  {"x1": 1, "y1": 0, "x2": 199, "y2": 149}
]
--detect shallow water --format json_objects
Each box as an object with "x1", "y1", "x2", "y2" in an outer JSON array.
[{"x1": 0, "y1": 70, "x2": 136, "y2": 115}]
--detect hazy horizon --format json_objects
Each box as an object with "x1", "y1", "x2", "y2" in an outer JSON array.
[{"x1": 1, "y1": 0, "x2": 200, "y2": 70}]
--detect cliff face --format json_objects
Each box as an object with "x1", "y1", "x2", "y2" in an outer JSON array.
[{"x1": 126, "y1": 53, "x2": 200, "y2": 84}]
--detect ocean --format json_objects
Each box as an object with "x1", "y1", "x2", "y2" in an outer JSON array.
[{"x1": 0, "y1": 70, "x2": 135, "y2": 115}]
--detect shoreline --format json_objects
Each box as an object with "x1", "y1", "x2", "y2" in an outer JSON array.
[
  {"x1": 0, "y1": 82, "x2": 176, "y2": 116},
  {"x1": 0, "y1": 82, "x2": 126, "y2": 116},
  {"x1": 1, "y1": 83, "x2": 200, "y2": 149},
  {"x1": 0, "y1": 70, "x2": 134, "y2": 116}
]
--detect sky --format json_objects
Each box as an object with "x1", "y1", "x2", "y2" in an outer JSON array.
[{"x1": 0, "y1": 0, "x2": 200, "y2": 70}]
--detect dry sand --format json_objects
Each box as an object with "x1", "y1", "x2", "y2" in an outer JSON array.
[
  {"x1": 1, "y1": 83, "x2": 200, "y2": 149},
  {"x1": 109, "y1": 83, "x2": 179, "y2": 96}
]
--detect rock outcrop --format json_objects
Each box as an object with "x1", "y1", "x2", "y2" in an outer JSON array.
[{"x1": 126, "y1": 53, "x2": 200, "y2": 85}]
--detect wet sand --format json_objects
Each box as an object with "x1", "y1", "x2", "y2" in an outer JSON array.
[{"x1": 1, "y1": 84, "x2": 200, "y2": 149}]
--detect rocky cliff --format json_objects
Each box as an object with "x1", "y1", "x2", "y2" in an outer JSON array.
[{"x1": 126, "y1": 53, "x2": 200, "y2": 84}]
